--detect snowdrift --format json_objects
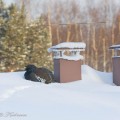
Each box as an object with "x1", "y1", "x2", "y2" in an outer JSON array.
[{"x1": 0, "y1": 65, "x2": 120, "y2": 120}]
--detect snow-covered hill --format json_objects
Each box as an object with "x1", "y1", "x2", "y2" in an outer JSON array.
[{"x1": 0, "y1": 65, "x2": 120, "y2": 120}]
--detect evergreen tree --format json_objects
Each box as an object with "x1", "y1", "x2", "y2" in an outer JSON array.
[
  {"x1": 0, "y1": 3, "x2": 52, "y2": 72},
  {"x1": 0, "y1": 0, "x2": 9, "y2": 39},
  {"x1": 0, "y1": 4, "x2": 27, "y2": 71},
  {"x1": 25, "y1": 17, "x2": 52, "y2": 69}
]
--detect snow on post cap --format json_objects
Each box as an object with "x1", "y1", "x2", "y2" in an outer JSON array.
[
  {"x1": 109, "y1": 44, "x2": 120, "y2": 49},
  {"x1": 48, "y1": 42, "x2": 86, "y2": 52}
]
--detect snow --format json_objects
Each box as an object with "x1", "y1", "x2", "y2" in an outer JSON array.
[
  {"x1": 112, "y1": 56, "x2": 120, "y2": 58},
  {"x1": 52, "y1": 50, "x2": 84, "y2": 60},
  {"x1": 48, "y1": 42, "x2": 86, "y2": 52},
  {"x1": 109, "y1": 44, "x2": 120, "y2": 49},
  {"x1": 48, "y1": 42, "x2": 86, "y2": 61},
  {"x1": 54, "y1": 54, "x2": 84, "y2": 61},
  {"x1": 0, "y1": 65, "x2": 120, "y2": 120}
]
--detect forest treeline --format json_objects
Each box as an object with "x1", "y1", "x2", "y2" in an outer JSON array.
[{"x1": 42, "y1": 0, "x2": 120, "y2": 72}]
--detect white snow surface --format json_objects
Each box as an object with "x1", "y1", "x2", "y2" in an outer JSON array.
[
  {"x1": 54, "y1": 54, "x2": 84, "y2": 61},
  {"x1": 48, "y1": 42, "x2": 86, "y2": 52},
  {"x1": 0, "y1": 65, "x2": 120, "y2": 120},
  {"x1": 113, "y1": 56, "x2": 120, "y2": 58},
  {"x1": 110, "y1": 44, "x2": 120, "y2": 49}
]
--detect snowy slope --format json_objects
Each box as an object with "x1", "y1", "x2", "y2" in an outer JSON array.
[{"x1": 0, "y1": 65, "x2": 120, "y2": 120}]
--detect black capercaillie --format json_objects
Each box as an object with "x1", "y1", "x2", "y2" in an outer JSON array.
[
  {"x1": 24, "y1": 64, "x2": 38, "y2": 82},
  {"x1": 24, "y1": 64, "x2": 54, "y2": 84}
]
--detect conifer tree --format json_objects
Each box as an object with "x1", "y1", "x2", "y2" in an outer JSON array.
[
  {"x1": 0, "y1": 2, "x2": 52, "y2": 72},
  {"x1": 25, "y1": 18, "x2": 52, "y2": 69}
]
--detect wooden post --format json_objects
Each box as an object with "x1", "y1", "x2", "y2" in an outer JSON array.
[
  {"x1": 54, "y1": 59, "x2": 81, "y2": 83},
  {"x1": 109, "y1": 45, "x2": 120, "y2": 86},
  {"x1": 48, "y1": 42, "x2": 86, "y2": 83}
]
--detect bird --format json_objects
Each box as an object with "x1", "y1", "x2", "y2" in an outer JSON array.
[{"x1": 24, "y1": 64, "x2": 54, "y2": 84}]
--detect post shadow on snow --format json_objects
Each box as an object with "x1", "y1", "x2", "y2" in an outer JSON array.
[{"x1": 24, "y1": 64, "x2": 55, "y2": 84}]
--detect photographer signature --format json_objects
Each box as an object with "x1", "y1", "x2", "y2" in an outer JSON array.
[{"x1": 0, "y1": 112, "x2": 27, "y2": 117}]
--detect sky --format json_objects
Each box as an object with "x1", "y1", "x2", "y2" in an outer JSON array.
[
  {"x1": 3, "y1": 0, "x2": 120, "y2": 22},
  {"x1": 4, "y1": 0, "x2": 14, "y2": 6}
]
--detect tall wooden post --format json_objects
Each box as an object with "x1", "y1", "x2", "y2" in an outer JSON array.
[
  {"x1": 110, "y1": 45, "x2": 120, "y2": 86},
  {"x1": 48, "y1": 42, "x2": 86, "y2": 83}
]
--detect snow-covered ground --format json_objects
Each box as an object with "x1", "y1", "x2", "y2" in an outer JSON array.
[{"x1": 0, "y1": 65, "x2": 120, "y2": 120}]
